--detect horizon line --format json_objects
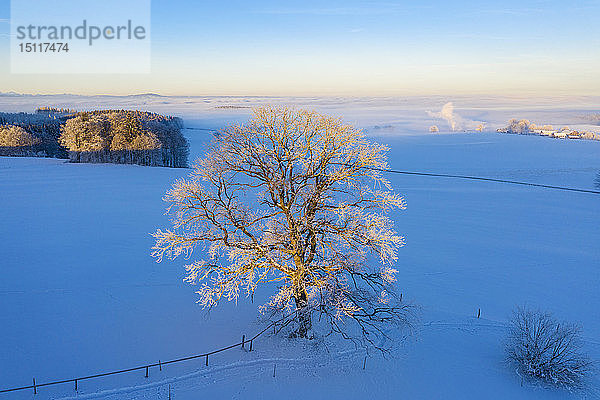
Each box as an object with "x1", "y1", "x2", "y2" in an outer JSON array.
[{"x1": 2, "y1": 91, "x2": 600, "y2": 99}]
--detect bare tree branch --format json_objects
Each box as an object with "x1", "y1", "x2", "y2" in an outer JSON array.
[{"x1": 152, "y1": 106, "x2": 409, "y2": 349}]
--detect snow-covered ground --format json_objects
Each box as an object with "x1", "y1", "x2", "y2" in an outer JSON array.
[{"x1": 1, "y1": 96, "x2": 599, "y2": 399}]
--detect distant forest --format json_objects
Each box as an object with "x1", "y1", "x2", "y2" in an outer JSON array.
[
  {"x1": 0, "y1": 111, "x2": 66, "y2": 158},
  {"x1": 0, "y1": 108, "x2": 188, "y2": 168}
]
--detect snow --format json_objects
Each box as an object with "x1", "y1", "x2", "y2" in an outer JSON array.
[{"x1": 1, "y1": 96, "x2": 599, "y2": 399}]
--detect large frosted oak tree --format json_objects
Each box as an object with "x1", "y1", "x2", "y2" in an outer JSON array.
[{"x1": 152, "y1": 107, "x2": 410, "y2": 349}]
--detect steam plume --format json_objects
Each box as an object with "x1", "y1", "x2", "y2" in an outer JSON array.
[{"x1": 427, "y1": 102, "x2": 485, "y2": 132}]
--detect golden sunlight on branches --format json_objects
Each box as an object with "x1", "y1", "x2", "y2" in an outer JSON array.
[{"x1": 152, "y1": 106, "x2": 410, "y2": 349}]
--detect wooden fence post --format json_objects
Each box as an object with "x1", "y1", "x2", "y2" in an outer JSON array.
[{"x1": 0, "y1": 320, "x2": 301, "y2": 394}]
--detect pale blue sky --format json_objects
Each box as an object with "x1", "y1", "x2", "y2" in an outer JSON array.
[{"x1": 0, "y1": 0, "x2": 599, "y2": 95}]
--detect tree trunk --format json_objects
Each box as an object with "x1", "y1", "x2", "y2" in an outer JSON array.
[{"x1": 293, "y1": 288, "x2": 312, "y2": 338}]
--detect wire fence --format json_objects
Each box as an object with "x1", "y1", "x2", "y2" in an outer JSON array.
[
  {"x1": 0, "y1": 314, "x2": 290, "y2": 396},
  {"x1": 3, "y1": 131, "x2": 597, "y2": 394},
  {"x1": 366, "y1": 166, "x2": 600, "y2": 195},
  {"x1": 184, "y1": 127, "x2": 600, "y2": 195}
]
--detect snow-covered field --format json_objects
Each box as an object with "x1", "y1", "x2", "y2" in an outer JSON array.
[{"x1": 1, "y1": 96, "x2": 599, "y2": 399}]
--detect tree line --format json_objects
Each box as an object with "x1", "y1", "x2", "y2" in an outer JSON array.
[
  {"x1": 0, "y1": 112, "x2": 66, "y2": 158},
  {"x1": 0, "y1": 125, "x2": 41, "y2": 156},
  {"x1": 0, "y1": 109, "x2": 188, "y2": 167},
  {"x1": 59, "y1": 110, "x2": 188, "y2": 167}
]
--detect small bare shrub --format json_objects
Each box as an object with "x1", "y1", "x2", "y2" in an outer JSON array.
[{"x1": 506, "y1": 307, "x2": 592, "y2": 389}]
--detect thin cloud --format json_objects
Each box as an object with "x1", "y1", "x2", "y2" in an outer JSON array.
[
  {"x1": 445, "y1": 33, "x2": 515, "y2": 41},
  {"x1": 471, "y1": 8, "x2": 545, "y2": 16},
  {"x1": 256, "y1": 3, "x2": 430, "y2": 16},
  {"x1": 258, "y1": 7, "x2": 389, "y2": 16}
]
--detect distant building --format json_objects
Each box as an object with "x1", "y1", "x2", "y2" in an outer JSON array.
[
  {"x1": 498, "y1": 119, "x2": 598, "y2": 142},
  {"x1": 554, "y1": 130, "x2": 569, "y2": 139}
]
